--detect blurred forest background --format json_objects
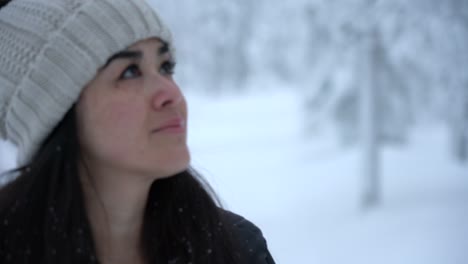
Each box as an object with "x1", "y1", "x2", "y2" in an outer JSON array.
[{"x1": 151, "y1": 0, "x2": 468, "y2": 164}]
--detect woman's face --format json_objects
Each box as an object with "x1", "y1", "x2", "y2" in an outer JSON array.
[{"x1": 76, "y1": 38, "x2": 190, "y2": 180}]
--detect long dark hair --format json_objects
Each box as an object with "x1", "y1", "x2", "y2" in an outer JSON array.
[{"x1": 0, "y1": 105, "x2": 242, "y2": 263}]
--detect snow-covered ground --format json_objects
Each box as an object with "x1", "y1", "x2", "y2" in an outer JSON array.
[
  {"x1": 1, "y1": 89, "x2": 467, "y2": 264},
  {"x1": 187, "y1": 89, "x2": 468, "y2": 264}
]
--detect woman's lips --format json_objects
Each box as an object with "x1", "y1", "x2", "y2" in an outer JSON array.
[{"x1": 153, "y1": 118, "x2": 185, "y2": 134}]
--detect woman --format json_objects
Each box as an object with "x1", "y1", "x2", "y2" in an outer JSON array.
[{"x1": 0, "y1": 0, "x2": 275, "y2": 263}]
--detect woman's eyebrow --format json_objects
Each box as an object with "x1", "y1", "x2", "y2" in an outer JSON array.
[
  {"x1": 102, "y1": 50, "x2": 142, "y2": 69},
  {"x1": 101, "y1": 42, "x2": 170, "y2": 70}
]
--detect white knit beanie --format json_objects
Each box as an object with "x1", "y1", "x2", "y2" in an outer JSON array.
[{"x1": 0, "y1": 0, "x2": 173, "y2": 165}]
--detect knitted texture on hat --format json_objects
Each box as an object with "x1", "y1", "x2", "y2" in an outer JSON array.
[{"x1": 0, "y1": 0, "x2": 173, "y2": 165}]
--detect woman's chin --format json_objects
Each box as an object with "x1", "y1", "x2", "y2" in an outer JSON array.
[{"x1": 150, "y1": 157, "x2": 191, "y2": 180}]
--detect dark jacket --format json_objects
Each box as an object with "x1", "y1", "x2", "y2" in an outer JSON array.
[{"x1": 221, "y1": 210, "x2": 276, "y2": 264}]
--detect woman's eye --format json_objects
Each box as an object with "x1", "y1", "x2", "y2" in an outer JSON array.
[
  {"x1": 160, "y1": 60, "x2": 176, "y2": 75},
  {"x1": 119, "y1": 64, "x2": 141, "y2": 80}
]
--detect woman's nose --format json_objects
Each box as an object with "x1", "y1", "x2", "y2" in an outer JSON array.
[{"x1": 147, "y1": 74, "x2": 184, "y2": 110}]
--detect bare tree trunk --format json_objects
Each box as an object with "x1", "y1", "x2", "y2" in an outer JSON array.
[
  {"x1": 361, "y1": 29, "x2": 380, "y2": 209},
  {"x1": 231, "y1": 0, "x2": 255, "y2": 90}
]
